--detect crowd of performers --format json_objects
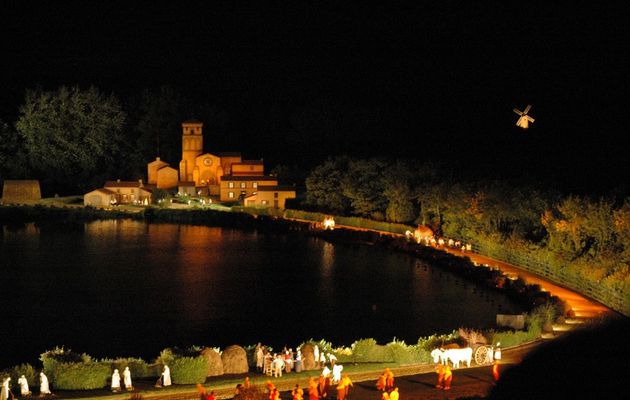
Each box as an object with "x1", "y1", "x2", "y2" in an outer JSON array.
[
  {"x1": 405, "y1": 230, "x2": 473, "y2": 253},
  {"x1": 375, "y1": 368, "x2": 399, "y2": 400}
]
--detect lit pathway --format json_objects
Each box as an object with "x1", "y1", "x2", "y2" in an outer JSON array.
[{"x1": 442, "y1": 248, "x2": 614, "y2": 326}]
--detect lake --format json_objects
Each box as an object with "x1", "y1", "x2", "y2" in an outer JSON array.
[{"x1": 0, "y1": 220, "x2": 522, "y2": 367}]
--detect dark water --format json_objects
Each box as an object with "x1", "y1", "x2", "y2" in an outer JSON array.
[{"x1": 0, "y1": 220, "x2": 522, "y2": 368}]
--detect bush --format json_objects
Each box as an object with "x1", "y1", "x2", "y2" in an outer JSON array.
[
  {"x1": 52, "y1": 361, "x2": 110, "y2": 390},
  {"x1": 10, "y1": 363, "x2": 36, "y2": 388},
  {"x1": 416, "y1": 331, "x2": 459, "y2": 351},
  {"x1": 40, "y1": 347, "x2": 91, "y2": 383},
  {"x1": 351, "y1": 339, "x2": 393, "y2": 363},
  {"x1": 386, "y1": 340, "x2": 423, "y2": 364},
  {"x1": 170, "y1": 356, "x2": 208, "y2": 384},
  {"x1": 103, "y1": 358, "x2": 151, "y2": 379}
]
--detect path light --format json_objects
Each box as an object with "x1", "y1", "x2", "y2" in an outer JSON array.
[{"x1": 323, "y1": 217, "x2": 335, "y2": 230}]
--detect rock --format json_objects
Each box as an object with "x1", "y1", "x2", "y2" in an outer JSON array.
[
  {"x1": 201, "y1": 347, "x2": 224, "y2": 377},
  {"x1": 221, "y1": 345, "x2": 249, "y2": 374}
]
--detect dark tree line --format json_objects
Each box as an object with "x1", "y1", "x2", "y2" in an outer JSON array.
[{"x1": 303, "y1": 156, "x2": 629, "y2": 288}]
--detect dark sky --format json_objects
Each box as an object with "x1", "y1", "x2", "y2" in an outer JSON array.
[{"x1": 2, "y1": 2, "x2": 629, "y2": 192}]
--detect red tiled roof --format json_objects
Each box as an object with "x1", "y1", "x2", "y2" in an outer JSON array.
[
  {"x1": 221, "y1": 175, "x2": 277, "y2": 182},
  {"x1": 104, "y1": 181, "x2": 145, "y2": 188}
]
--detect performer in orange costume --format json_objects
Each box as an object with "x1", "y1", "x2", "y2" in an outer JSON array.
[
  {"x1": 384, "y1": 368, "x2": 394, "y2": 391},
  {"x1": 341, "y1": 374, "x2": 353, "y2": 399},
  {"x1": 435, "y1": 363, "x2": 445, "y2": 389},
  {"x1": 443, "y1": 365, "x2": 452, "y2": 390},
  {"x1": 308, "y1": 377, "x2": 319, "y2": 400},
  {"x1": 492, "y1": 361, "x2": 500, "y2": 382},
  {"x1": 376, "y1": 374, "x2": 386, "y2": 391},
  {"x1": 292, "y1": 384, "x2": 304, "y2": 400}
]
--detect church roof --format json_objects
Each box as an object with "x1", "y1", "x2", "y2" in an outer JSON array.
[
  {"x1": 221, "y1": 175, "x2": 277, "y2": 181},
  {"x1": 148, "y1": 157, "x2": 169, "y2": 166}
]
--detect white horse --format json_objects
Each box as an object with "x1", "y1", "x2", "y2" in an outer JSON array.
[
  {"x1": 431, "y1": 348, "x2": 445, "y2": 364},
  {"x1": 443, "y1": 347, "x2": 473, "y2": 368}
]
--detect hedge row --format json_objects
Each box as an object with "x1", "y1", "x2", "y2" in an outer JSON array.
[{"x1": 32, "y1": 347, "x2": 209, "y2": 390}]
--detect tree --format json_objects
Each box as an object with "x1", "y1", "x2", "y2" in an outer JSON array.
[
  {"x1": 270, "y1": 164, "x2": 306, "y2": 186},
  {"x1": 130, "y1": 86, "x2": 191, "y2": 166},
  {"x1": 16, "y1": 86, "x2": 126, "y2": 192},
  {"x1": 382, "y1": 160, "x2": 416, "y2": 223},
  {"x1": 0, "y1": 119, "x2": 30, "y2": 179},
  {"x1": 305, "y1": 157, "x2": 350, "y2": 213},
  {"x1": 341, "y1": 158, "x2": 388, "y2": 217}
]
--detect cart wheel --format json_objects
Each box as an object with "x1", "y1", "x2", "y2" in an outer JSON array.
[{"x1": 474, "y1": 345, "x2": 490, "y2": 365}]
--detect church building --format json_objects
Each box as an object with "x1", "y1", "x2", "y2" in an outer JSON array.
[{"x1": 146, "y1": 121, "x2": 296, "y2": 206}]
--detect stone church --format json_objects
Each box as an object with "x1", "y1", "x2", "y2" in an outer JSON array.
[{"x1": 147, "y1": 121, "x2": 278, "y2": 198}]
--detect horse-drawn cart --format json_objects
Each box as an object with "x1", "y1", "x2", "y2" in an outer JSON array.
[{"x1": 473, "y1": 342, "x2": 501, "y2": 365}]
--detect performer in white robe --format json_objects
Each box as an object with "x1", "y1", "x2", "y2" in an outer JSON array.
[
  {"x1": 332, "y1": 364, "x2": 343, "y2": 383},
  {"x1": 313, "y1": 345, "x2": 320, "y2": 368},
  {"x1": 40, "y1": 372, "x2": 51, "y2": 395},
  {"x1": 256, "y1": 345, "x2": 264, "y2": 371},
  {"x1": 123, "y1": 366, "x2": 133, "y2": 390},
  {"x1": 18, "y1": 375, "x2": 31, "y2": 396},
  {"x1": 162, "y1": 365, "x2": 172, "y2": 386},
  {"x1": 111, "y1": 369, "x2": 121, "y2": 392},
  {"x1": 1, "y1": 377, "x2": 10, "y2": 400}
]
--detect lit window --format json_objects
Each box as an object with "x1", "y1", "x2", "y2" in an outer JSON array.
[
  {"x1": 228, "y1": 192, "x2": 234, "y2": 199},
  {"x1": 228, "y1": 182, "x2": 234, "y2": 188},
  {"x1": 253, "y1": 182, "x2": 258, "y2": 188},
  {"x1": 240, "y1": 182, "x2": 246, "y2": 188},
  {"x1": 262, "y1": 200, "x2": 268, "y2": 205}
]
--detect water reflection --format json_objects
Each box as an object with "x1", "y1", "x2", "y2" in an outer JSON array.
[{"x1": 0, "y1": 220, "x2": 523, "y2": 368}]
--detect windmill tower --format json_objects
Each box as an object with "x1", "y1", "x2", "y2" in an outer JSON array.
[{"x1": 513, "y1": 105, "x2": 535, "y2": 129}]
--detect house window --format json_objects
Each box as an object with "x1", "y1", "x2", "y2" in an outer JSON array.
[
  {"x1": 253, "y1": 182, "x2": 258, "y2": 188},
  {"x1": 240, "y1": 182, "x2": 246, "y2": 188},
  {"x1": 261, "y1": 200, "x2": 268, "y2": 205},
  {"x1": 274, "y1": 192, "x2": 279, "y2": 198},
  {"x1": 228, "y1": 182, "x2": 234, "y2": 188},
  {"x1": 228, "y1": 192, "x2": 234, "y2": 199}
]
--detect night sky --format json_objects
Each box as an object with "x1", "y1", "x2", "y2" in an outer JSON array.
[{"x1": 2, "y1": 2, "x2": 629, "y2": 193}]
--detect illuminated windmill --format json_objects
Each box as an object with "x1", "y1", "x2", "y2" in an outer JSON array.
[{"x1": 513, "y1": 104, "x2": 535, "y2": 129}]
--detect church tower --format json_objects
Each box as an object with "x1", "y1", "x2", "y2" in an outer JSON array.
[{"x1": 179, "y1": 121, "x2": 203, "y2": 183}]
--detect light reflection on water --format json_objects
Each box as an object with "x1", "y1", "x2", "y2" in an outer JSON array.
[{"x1": 0, "y1": 220, "x2": 522, "y2": 368}]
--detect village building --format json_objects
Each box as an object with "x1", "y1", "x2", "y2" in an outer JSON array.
[
  {"x1": 84, "y1": 180, "x2": 153, "y2": 206},
  {"x1": 244, "y1": 186, "x2": 297, "y2": 209},
  {"x1": 219, "y1": 175, "x2": 279, "y2": 202}
]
